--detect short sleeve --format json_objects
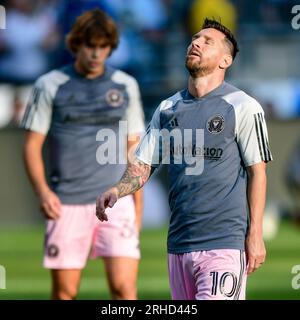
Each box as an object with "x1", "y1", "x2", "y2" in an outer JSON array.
[
  {"x1": 135, "y1": 105, "x2": 162, "y2": 167},
  {"x1": 235, "y1": 98, "x2": 273, "y2": 167},
  {"x1": 123, "y1": 78, "x2": 145, "y2": 136},
  {"x1": 20, "y1": 77, "x2": 53, "y2": 135}
]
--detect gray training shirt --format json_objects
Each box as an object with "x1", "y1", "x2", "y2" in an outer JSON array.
[
  {"x1": 136, "y1": 82, "x2": 272, "y2": 253},
  {"x1": 21, "y1": 65, "x2": 145, "y2": 204}
]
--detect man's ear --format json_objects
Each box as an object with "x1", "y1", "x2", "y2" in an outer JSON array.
[{"x1": 220, "y1": 54, "x2": 233, "y2": 70}]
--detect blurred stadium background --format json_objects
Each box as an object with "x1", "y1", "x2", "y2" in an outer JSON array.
[{"x1": 1, "y1": 0, "x2": 300, "y2": 299}]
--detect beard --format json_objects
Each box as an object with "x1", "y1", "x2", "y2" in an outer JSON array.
[{"x1": 185, "y1": 56, "x2": 215, "y2": 78}]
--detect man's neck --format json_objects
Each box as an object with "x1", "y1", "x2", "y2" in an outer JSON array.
[
  {"x1": 188, "y1": 73, "x2": 224, "y2": 98},
  {"x1": 74, "y1": 61, "x2": 105, "y2": 79}
]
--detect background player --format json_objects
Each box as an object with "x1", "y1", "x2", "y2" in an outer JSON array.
[
  {"x1": 96, "y1": 18, "x2": 273, "y2": 300},
  {"x1": 21, "y1": 9, "x2": 145, "y2": 300},
  {"x1": 286, "y1": 138, "x2": 300, "y2": 225}
]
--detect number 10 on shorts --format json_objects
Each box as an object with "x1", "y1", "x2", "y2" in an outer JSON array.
[{"x1": 210, "y1": 271, "x2": 238, "y2": 298}]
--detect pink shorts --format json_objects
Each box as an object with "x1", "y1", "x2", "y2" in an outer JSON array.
[
  {"x1": 44, "y1": 195, "x2": 140, "y2": 269},
  {"x1": 168, "y1": 249, "x2": 247, "y2": 300}
]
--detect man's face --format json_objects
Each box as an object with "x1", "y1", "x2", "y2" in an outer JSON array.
[
  {"x1": 75, "y1": 41, "x2": 111, "y2": 77},
  {"x1": 185, "y1": 28, "x2": 230, "y2": 77}
]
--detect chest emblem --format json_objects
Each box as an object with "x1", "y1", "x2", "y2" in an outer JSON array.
[
  {"x1": 105, "y1": 89, "x2": 124, "y2": 107},
  {"x1": 207, "y1": 114, "x2": 225, "y2": 134}
]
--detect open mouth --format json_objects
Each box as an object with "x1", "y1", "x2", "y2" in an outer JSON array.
[{"x1": 189, "y1": 51, "x2": 201, "y2": 57}]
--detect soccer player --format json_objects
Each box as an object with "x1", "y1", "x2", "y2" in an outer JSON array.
[
  {"x1": 96, "y1": 18, "x2": 273, "y2": 300},
  {"x1": 286, "y1": 139, "x2": 300, "y2": 225},
  {"x1": 21, "y1": 9, "x2": 145, "y2": 300}
]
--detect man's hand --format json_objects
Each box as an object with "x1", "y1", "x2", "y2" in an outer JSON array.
[
  {"x1": 245, "y1": 162, "x2": 267, "y2": 274},
  {"x1": 23, "y1": 131, "x2": 61, "y2": 219},
  {"x1": 95, "y1": 159, "x2": 152, "y2": 222},
  {"x1": 39, "y1": 189, "x2": 62, "y2": 220},
  {"x1": 96, "y1": 188, "x2": 119, "y2": 222},
  {"x1": 245, "y1": 230, "x2": 266, "y2": 274}
]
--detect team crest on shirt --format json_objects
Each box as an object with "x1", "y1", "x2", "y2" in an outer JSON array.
[
  {"x1": 105, "y1": 89, "x2": 124, "y2": 107},
  {"x1": 207, "y1": 114, "x2": 225, "y2": 134}
]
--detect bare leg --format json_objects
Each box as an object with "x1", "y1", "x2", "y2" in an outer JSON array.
[
  {"x1": 51, "y1": 269, "x2": 81, "y2": 300},
  {"x1": 103, "y1": 257, "x2": 139, "y2": 300}
]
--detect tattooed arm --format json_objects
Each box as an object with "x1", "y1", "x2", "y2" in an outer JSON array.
[{"x1": 96, "y1": 158, "x2": 153, "y2": 221}]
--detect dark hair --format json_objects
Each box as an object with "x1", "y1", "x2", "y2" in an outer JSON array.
[
  {"x1": 66, "y1": 8, "x2": 119, "y2": 54},
  {"x1": 202, "y1": 18, "x2": 239, "y2": 60}
]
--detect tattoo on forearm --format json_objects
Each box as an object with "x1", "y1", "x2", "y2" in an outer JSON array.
[{"x1": 116, "y1": 159, "x2": 152, "y2": 197}]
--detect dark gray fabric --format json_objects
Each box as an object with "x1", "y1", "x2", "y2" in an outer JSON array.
[
  {"x1": 136, "y1": 82, "x2": 272, "y2": 253},
  {"x1": 159, "y1": 84, "x2": 247, "y2": 252},
  {"x1": 48, "y1": 65, "x2": 129, "y2": 204}
]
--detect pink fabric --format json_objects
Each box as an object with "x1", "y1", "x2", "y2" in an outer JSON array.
[
  {"x1": 43, "y1": 195, "x2": 140, "y2": 269},
  {"x1": 168, "y1": 249, "x2": 247, "y2": 300}
]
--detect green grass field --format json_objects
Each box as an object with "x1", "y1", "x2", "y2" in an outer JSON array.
[{"x1": 1, "y1": 220, "x2": 300, "y2": 300}]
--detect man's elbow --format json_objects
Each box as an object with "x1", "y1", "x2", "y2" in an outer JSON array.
[{"x1": 246, "y1": 161, "x2": 267, "y2": 179}]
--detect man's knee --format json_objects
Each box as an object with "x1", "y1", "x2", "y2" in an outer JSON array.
[
  {"x1": 52, "y1": 284, "x2": 78, "y2": 300},
  {"x1": 110, "y1": 282, "x2": 137, "y2": 300},
  {"x1": 51, "y1": 269, "x2": 81, "y2": 300}
]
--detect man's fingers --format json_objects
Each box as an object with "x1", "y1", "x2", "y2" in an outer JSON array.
[
  {"x1": 49, "y1": 211, "x2": 60, "y2": 220},
  {"x1": 42, "y1": 204, "x2": 59, "y2": 220},
  {"x1": 53, "y1": 199, "x2": 62, "y2": 212},
  {"x1": 256, "y1": 260, "x2": 264, "y2": 269},
  {"x1": 95, "y1": 209, "x2": 108, "y2": 222},
  {"x1": 247, "y1": 260, "x2": 255, "y2": 274},
  {"x1": 247, "y1": 255, "x2": 257, "y2": 274},
  {"x1": 108, "y1": 195, "x2": 117, "y2": 208},
  {"x1": 99, "y1": 213, "x2": 108, "y2": 222},
  {"x1": 50, "y1": 202, "x2": 61, "y2": 217},
  {"x1": 48, "y1": 201, "x2": 61, "y2": 219},
  {"x1": 96, "y1": 194, "x2": 115, "y2": 211},
  {"x1": 96, "y1": 191, "x2": 118, "y2": 222},
  {"x1": 247, "y1": 258, "x2": 264, "y2": 274},
  {"x1": 96, "y1": 196, "x2": 109, "y2": 221},
  {"x1": 41, "y1": 194, "x2": 62, "y2": 220},
  {"x1": 96, "y1": 195, "x2": 107, "y2": 212}
]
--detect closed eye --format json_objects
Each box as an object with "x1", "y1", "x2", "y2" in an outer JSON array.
[{"x1": 204, "y1": 37, "x2": 214, "y2": 45}]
